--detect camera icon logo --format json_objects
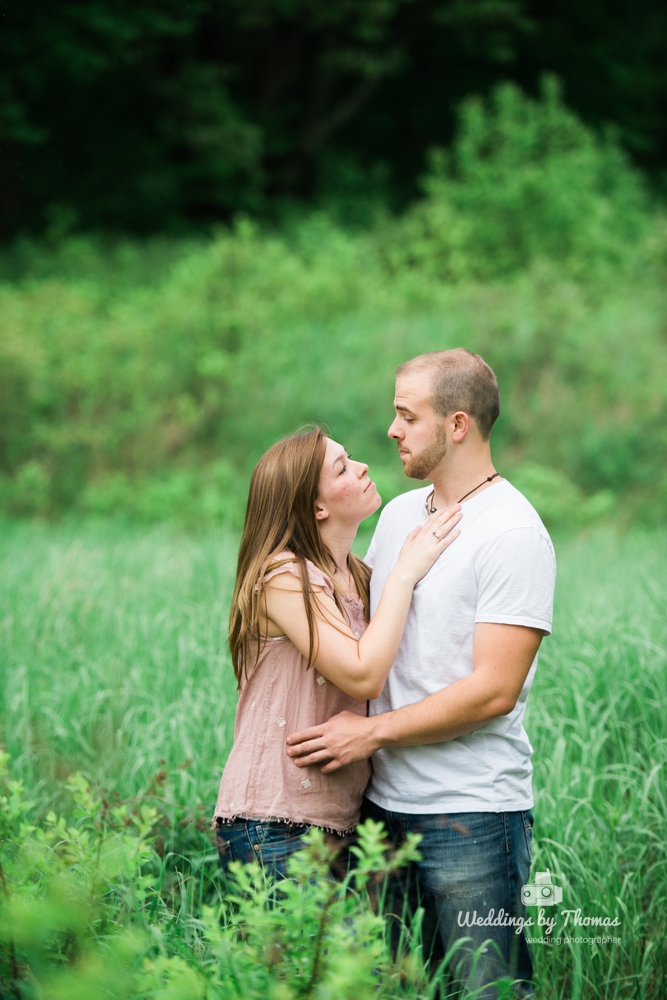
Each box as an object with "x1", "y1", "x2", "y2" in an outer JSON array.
[{"x1": 521, "y1": 869, "x2": 563, "y2": 907}]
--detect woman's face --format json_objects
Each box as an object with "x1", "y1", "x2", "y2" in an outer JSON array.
[{"x1": 316, "y1": 437, "x2": 382, "y2": 528}]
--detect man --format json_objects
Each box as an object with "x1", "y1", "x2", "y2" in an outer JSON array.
[{"x1": 287, "y1": 348, "x2": 556, "y2": 997}]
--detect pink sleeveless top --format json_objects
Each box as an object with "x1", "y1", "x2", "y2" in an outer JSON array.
[{"x1": 213, "y1": 556, "x2": 371, "y2": 834}]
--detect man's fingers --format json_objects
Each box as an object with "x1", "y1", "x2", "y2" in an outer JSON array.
[
  {"x1": 287, "y1": 739, "x2": 325, "y2": 758},
  {"x1": 293, "y1": 749, "x2": 334, "y2": 767},
  {"x1": 319, "y1": 759, "x2": 345, "y2": 774},
  {"x1": 286, "y1": 727, "x2": 324, "y2": 751}
]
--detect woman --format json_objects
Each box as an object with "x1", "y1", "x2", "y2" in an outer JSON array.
[{"x1": 214, "y1": 427, "x2": 461, "y2": 877}]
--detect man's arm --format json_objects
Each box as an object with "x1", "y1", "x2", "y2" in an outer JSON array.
[{"x1": 285, "y1": 622, "x2": 544, "y2": 773}]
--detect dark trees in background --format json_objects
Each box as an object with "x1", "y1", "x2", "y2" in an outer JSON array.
[{"x1": 1, "y1": 0, "x2": 666, "y2": 237}]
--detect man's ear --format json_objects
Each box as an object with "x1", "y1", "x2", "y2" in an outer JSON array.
[
  {"x1": 451, "y1": 411, "x2": 470, "y2": 443},
  {"x1": 315, "y1": 501, "x2": 329, "y2": 522}
]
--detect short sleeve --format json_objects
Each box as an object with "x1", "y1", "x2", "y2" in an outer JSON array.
[
  {"x1": 474, "y1": 528, "x2": 556, "y2": 635},
  {"x1": 262, "y1": 553, "x2": 335, "y2": 598}
]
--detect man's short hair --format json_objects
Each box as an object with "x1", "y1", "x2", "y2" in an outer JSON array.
[{"x1": 396, "y1": 348, "x2": 500, "y2": 440}]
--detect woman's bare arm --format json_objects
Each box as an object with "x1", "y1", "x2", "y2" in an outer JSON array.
[{"x1": 262, "y1": 506, "x2": 462, "y2": 699}]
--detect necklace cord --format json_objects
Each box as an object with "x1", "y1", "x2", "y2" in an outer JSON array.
[{"x1": 429, "y1": 472, "x2": 500, "y2": 513}]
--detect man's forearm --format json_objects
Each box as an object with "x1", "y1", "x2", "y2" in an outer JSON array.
[
  {"x1": 286, "y1": 625, "x2": 542, "y2": 773},
  {"x1": 368, "y1": 670, "x2": 513, "y2": 751}
]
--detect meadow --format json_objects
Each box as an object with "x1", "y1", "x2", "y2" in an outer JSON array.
[
  {"x1": 1, "y1": 517, "x2": 665, "y2": 998},
  {"x1": 1, "y1": 80, "x2": 667, "y2": 998}
]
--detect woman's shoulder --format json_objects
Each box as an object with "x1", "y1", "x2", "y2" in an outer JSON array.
[{"x1": 262, "y1": 551, "x2": 334, "y2": 595}]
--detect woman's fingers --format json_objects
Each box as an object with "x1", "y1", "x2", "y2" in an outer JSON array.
[
  {"x1": 439, "y1": 527, "x2": 461, "y2": 548},
  {"x1": 439, "y1": 510, "x2": 463, "y2": 539},
  {"x1": 425, "y1": 506, "x2": 462, "y2": 541},
  {"x1": 429, "y1": 504, "x2": 461, "y2": 526}
]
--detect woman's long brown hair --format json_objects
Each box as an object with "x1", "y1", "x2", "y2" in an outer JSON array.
[{"x1": 228, "y1": 426, "x2": 371, "y2": 687}]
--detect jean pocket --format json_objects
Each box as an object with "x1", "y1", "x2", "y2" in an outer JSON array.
[
  {"x1": 257, "y1": 822, "x2": 309, "y2": 846},
  {"x1": 216, "y1": 823, "x2": 257, "y2": 868},
  {"x1": 255, "y1": 823, "x2": 309, "y2": 875},
  {"x1": 522, "y1": 810, "x2": 534, "y2": 863},
  {"x1": 215, "y1": 829, "x2": 232, "y2": 869}
]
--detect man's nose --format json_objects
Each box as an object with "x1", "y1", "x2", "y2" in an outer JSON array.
[{"x1": 388, "y1": 418, "x2": 402, "y2": 439}]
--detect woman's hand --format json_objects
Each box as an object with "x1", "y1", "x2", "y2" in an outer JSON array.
[{"x1": 394, "y1": 505, "x2": 462, "y2": 586}]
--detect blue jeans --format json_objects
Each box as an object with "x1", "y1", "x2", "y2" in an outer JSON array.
[
  {"x1": 361, "y1": 798, "x2": 534, "y2": 999},
  {"x1": 216, "y1": 819, "x2": 311, "y2": 880}
]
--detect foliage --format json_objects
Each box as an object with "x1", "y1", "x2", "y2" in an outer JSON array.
[
  {"x1": 196, "y1": 823, "x2": 427, "y2": 1000},
  {"x1": 1, "y1": 82, "x2": 666, "y2": 531},
  {"x1": 389, "y1": 78, "x2": 654, "y2": 281},
  {"x1": 0, "y1": 753, "x2": 154, "y2": 999},
  {"x1": 2, "y1": 1, "x2": 667, "y2": 235},
  {"x1": 1, "y1": 521, "x2": 666, "y2": 998},
  {"x1": 0, "y1": 747, "x2": 452, "y2": 1000}
]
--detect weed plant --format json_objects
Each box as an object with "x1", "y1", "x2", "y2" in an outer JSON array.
[{"x1": 0, "y1": 520, "x2": 665, "y2": 997}]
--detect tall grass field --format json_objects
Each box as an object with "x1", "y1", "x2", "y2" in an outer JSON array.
[{"x1": 1, "y1": 518, "x2": 665, "y2": 998}]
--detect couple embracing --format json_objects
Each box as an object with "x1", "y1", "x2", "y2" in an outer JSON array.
[{"x1": 214, "y1": 348, "x2": 556, "y2": 998}]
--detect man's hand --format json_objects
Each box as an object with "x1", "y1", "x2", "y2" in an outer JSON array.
[{"x1": 286, "y1": 711, "x2": 379, "y2": 773}]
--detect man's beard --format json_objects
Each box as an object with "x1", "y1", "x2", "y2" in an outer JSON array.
[{"x1": 402, "y1": 426, "x2": 448, "y2": 480}]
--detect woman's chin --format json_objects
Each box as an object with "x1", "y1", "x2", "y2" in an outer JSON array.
[{"x1": 364, "y1": 491, "x2": 382, "y2": 517}]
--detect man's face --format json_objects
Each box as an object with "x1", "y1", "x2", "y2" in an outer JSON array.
[{"x1": 388, "y1": 373, "x2": 448, "y2": 480}]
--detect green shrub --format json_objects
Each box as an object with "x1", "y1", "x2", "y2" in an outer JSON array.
[
  {"x1": 390, "y1": 77, "x2": 656, "y2": 282},
  {"x1": 0, "y1": 82, "x2": 666, "y2": 527},
  {"x1": 0, "y1": 750, "x2": 470, "y2": 1000},
  {"x1": 508, "y1": 463, "x2": 615, "y2": 531}
]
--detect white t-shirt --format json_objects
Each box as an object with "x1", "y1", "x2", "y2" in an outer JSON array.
[{"x1": 365, "y1": 480, "x2": 556, "y2": 814}]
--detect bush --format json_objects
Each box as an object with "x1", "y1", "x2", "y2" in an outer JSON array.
[
  {"x1": 0, "y1": 750, "x2": 471, "y2": 1000},
  {"x1": 0, "y1": 82, "x2": 666, "y2": 528},
  {"x1": 390, "y1": 77, "x2": 656, "y2": 282}
]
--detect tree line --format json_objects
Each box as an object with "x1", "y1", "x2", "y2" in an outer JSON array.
[{"x1": 1, "y1": 0, "x2": 666, "y2": 236}]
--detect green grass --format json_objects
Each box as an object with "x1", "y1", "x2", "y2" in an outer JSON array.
[
  {"x1": 0, "y1": 519, "x2": 238, "y2": 813},
  {"x1": 527, "y1": 530, "x2": 667, "y2": 998},
  {"x1": 1, "y1": 519, "x2": 666, "y2": 998}
]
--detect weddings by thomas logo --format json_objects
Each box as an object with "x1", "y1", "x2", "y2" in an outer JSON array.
[
  {"x1": 522, "y1": 869, "x2": 562, "y2": 906},
  {"x1": 457, "y1": 868, "x2": 622, "y2": 945},
  {"x1": 521, "y1": 868, "x2": 622, "y2": 945}
]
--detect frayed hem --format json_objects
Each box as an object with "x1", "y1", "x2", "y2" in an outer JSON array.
[{"x1": 212, "y1": 813, "x2": 356, "y2": 837}]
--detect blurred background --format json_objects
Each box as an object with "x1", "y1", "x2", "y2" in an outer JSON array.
[{"x1": 2, "y1": 0, "x2": 667, "y2": 532}]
